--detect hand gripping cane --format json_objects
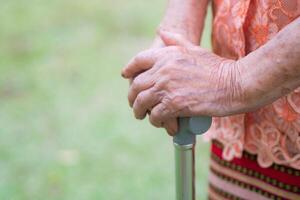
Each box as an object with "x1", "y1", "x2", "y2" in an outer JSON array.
[{"x1": 173, "y1": 117, "x2": 212, "y2": 200}]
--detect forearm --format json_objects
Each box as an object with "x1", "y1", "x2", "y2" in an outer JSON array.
[
  {"x1": 154, "y1": 0, "x2": 209, "y2": 46},
  {"x1": 240, "y1": 17, "x2": 300, "y2": 108}
]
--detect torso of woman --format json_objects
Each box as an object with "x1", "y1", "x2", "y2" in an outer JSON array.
[
  {"x1": 205, "y1": 1, "x2": 300, "y2": 199},
  {"x1": 207, "y1": 0, "x2": 300, "y2": 170}
]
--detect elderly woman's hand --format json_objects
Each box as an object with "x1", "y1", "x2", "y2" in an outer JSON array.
[{"x1": 122, "y1": 31, "x2": 249, "y2": 135}]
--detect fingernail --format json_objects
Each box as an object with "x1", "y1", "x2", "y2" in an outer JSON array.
[
  {"x1": 171, "y1": 128, "x2": 177, "y2": 136},
  {"x1": 121, "y1": 69, "x2": 127, "y2": 78},
  {"x1": 167, "y1": 130, "x2": 173, "y2": 136},
  {"x1": 129, "y1": 101, "x2": 133, "y2": 108},
  {"x1": 167, "y1": 129, "x2": 176, "y2": 136}
]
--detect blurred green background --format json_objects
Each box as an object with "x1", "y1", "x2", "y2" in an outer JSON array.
[{"x1": 0, "y1": 0, "x2": 212, "y2": 199}]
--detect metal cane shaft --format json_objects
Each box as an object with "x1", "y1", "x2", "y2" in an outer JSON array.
[
  {"x1": 173, "y1": 117, "x2": 212, "y2": 200},
  {"x1": 174, "y1": 143, "x2": 195, "y2": 200}
]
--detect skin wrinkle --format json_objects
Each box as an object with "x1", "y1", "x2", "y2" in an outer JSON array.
[
  {"x1": 229, "y1": 61, "x2": 244, "y2": 112},
  {"x1": 183, "y1": 91, "x2": 214, "y2": 115},
  {"x1": 221, "y1": 62, "x2": 239, "y2": 114},
  {"x1": 214, "y1": 61, "x2": 235, "y2": 113},
  {"x1": 233, "y1": 60, "x2": 258, "y2": 109},
  {"x1": 154, "y1": 98, "x2": 180, "y2": 126},
  {"x1": 156, "y1": 86, "x2": 205, "y2": 121},
  {"x1": 167, "y1": 94, "x2": 187, "y2": 117},
  {"x1": 156, "y1": 94, "x2": 189, "y2": 121}
]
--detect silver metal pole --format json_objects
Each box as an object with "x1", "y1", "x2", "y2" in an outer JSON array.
[
  {"x1": 173, "y1": 117, "x2": 212, "y2": 200},
  {"x1": 174, "y1": 143, "x2": 195, "y2": 200}
]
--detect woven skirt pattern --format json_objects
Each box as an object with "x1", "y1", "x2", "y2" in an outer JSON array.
[{"x1": 208, "y1": 140, "x2": 300, "y2": 200}]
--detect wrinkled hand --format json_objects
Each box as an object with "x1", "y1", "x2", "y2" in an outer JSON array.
[
  {"x1": 127, "y1": 33, "x2": 180, "y2": 135},
  {"x1": 122, "y1": 31, "x2": 247, "y2": 135}
]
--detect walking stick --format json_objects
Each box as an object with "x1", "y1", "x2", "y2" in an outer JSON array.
[{"x1": 173, "y1": 117, "x2": 212, "y2": 200}]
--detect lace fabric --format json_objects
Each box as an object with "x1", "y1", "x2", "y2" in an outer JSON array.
[{"x1": 207, "y1": 0, "x2": 300, "y2": 169}]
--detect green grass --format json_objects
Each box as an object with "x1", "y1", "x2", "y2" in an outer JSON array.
[{"x1": 0, "y1": 1, "x2": 212, "y2": 199}]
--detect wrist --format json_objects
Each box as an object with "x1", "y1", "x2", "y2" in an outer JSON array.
[
  {"x1": 215, "y1": 59, "x2": 250, "y2": 115},
  {"x1": 157, "y1": 24, "x2": 201, "y2": 45}
]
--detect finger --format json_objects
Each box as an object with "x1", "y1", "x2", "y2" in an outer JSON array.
[
  {"x1": 149, "y1": 103, "x2": 171, "y2": 128},
  {"x1": 121, "y1": 46, "x2": 180, "y2": 78},
  {"x1": 128, "y1": 73, "x2": 154, "y2": 107},
  {"x1": 127, "y1": 59, "x2": 166, "y2": 107},
  {"x1": 164, "y1": 118, "x2": 178, "y2": 136},
  {"x1": 159, "y1": 30, "x2": 194, "y2": 48},
  {"x1": 121, "y1": 48, "x2": 160, "y2": 79},
  {"x1": 133, "y1": 87, "x2": 162, "y2": 120}
]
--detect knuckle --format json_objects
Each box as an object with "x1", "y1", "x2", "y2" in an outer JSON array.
[
  {"x1": 155, "y1": 74, "x2": 172, "y2": 91},
  {"x1": 135, "y1": 92, "x2": 145, "y2": 107},
  {"x1": 131, "y1": 77, "x2": 142, "y2": 90},
  {"x1": 149, "y1": 116, "x2": 158, "y2": 127},
  {"x1": 159, "y1": 69, "x2": 171, "y2": 84},
  {"x1": 173, "y1": 58, "x2": 188, "y2": 65},
  {"x1": 151, "y1": 109, "x2": 159, "y2": 120},
  {"x1": 149, "y1": 112, "x2": 161, "y2": 127},
  {"x1": 133, "y1": 52, "x2": 144, "y2": 63},
  {"x1": 172, "y1": 95, "x2": 185, "y2": 112},
  {"x1": 161, "y1": 94, "x2": 182, "y2": 116},
  {"x1": 132, "y1": 57, "x2": 139, "y2": 66},
  {"x1": 157, "y1": 65, "x2": 168, "y2": 75},
  {"x1": 158, "y1": 104, "x2": 168, "y2": 118},
  {"x1": 167, "y1": 46, "x2": 181, "y2": 52},
  {"x1": 161, "y1": 96, "x2": 172, "y2": 109},
  {"x1": 166, "y1": 58, "x2": 176, "y2": 65},
  {"x1": 166, "y1": 59, "x2": 182, "y2": 69},
  {"x1": 172, "y1": 94, "x2": 184, "y2": 105},
  {"x1": 158, "y1": 64, "x2": 174, "y2": 77},
  {"x1": 154, "y1": 79, "x2": 167, "y2": 91},
  {"x1": 133, "y1": 91, "x2": 151, "y2": 119},
  {"x1": 148, "y1": 49, "x2": 156, "y2": 58},
  {"x1": 163, "y1": 73, "x2": 172, "y2": 82}
]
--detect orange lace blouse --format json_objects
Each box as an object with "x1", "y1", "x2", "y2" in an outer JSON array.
[{"x1": 206, "y1": 0, "x2": 300, "y2": 169}]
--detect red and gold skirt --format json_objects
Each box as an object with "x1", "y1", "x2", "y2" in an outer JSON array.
[{"x1": 208, "y1": 140, "x2": 300, "y2": 200}]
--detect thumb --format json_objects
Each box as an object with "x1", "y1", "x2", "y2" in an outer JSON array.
[{"x1": 158, "y1": 30, "x2": 194, "y2": 48}]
